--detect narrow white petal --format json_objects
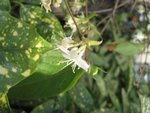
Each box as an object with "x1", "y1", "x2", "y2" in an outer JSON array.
[
  {"x1": 58, "y1": 45, "x2": 70, "y2": 55},
  {"x1": 75, "y1": 57, "x2": 89, "y2": 72}
]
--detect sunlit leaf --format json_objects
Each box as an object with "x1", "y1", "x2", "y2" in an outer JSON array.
[
  {"x1": 20, "y1": 5, "x2": 64, "y2": 42},
  {"x1": 114, "y1": 42, "x2": 144, "y2": 56},
  {"x1": 0, "y1": 12, "x2": 50, "y2": 93}
]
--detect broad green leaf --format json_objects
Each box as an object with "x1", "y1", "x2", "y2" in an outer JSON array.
[
  {"x1": 73, "y1": 84, "x2": 94, "y2": 112},
  {"x1": 8, "y1": 67, "x2": 83, "y2": 100},
  {"x1": 34, "y1": 50, "x2": 66, "y2": 75},
  {"x1": 0, "y1": 0, "x2": 11, "y2": 11},
  {"x1": 114, "y1": 42, "x2": 144, "y2": 56},
  {"x1": 0, "y1": 12, "x2": 50, "y2": 93},
  {"x1": 20, "y1": 5, "x2": 64, "y2": 42}
]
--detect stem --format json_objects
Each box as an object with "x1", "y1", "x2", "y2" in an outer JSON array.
[{"x1": 64, "y1": 0, "x2": 82, "y2": 40}]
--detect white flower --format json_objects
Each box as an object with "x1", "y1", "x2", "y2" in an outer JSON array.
[
  {"x1": 41, "y1": 0, "x2": 52, "y2": 12},
  {"x1": 65, "y1": 15, "x2": 88, "y2": 33},
  {"x1": 147, "y1": 23, "x2": 150, "y2": 33},
  {"x1": 53, "y1": 0, "x2": 62, "y2": 7},
  {"x1": 59, "y1": 37, "x2": 76, "y2": 49},
  {"x1": 66, "y1": 17, "x2": 77, "y2": 33},
  {"x1": 132, "y1": 30, "x2": 147, "y2": 42},
  {"x1": 58, "y1": 38, "x2": 89, "y2": 72}
]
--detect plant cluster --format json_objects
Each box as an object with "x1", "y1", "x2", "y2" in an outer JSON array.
[{"x1": 0, "y1": 0, "x2": 150, "y2": 113}]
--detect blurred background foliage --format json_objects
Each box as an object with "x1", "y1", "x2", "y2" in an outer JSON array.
[{"x1": 0, "y1": 0, "x2": 150, "y2": 113}]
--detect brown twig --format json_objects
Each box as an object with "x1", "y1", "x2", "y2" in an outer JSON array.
[
  {"x1": 97, "y1": 15, "x2": 111, "y2": 27},
  {"x1": 100, "y1": 0, "x2": 122, "y2": 35},
  {"x1": 112, "y1": 0, "x2": 120, "y2": 17},
  {"x1": 130, "y1": 0, "x2": 137, "y2": 13},
  {"x1": 88, "y1": 0, "x2": 130, "y2": 14},
  {"x1": 64, "y1": 0, "x2": 82, "y2": 40}
]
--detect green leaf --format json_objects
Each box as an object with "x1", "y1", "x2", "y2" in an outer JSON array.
[
  {"x1": 8, "y1": 67, "x2": 83, "y2": 100},
  {"x1": 20, "y1": 5, "x2": 64, "y2": 42},
  {"x1": 16, "y1": 0, "x2": 41, "y2": 5},
  {"x1": 0, "y1": 0, "x2": 11, "y2": 11},
  {"x1": 31, "y1": 100, "x2": 57, "y2": 113},
  {"x1": 0, "y1": 12, "x2": 50, "y2": 93},
  {"x1": 121, "y1": 89, "x2": 130, "y2": 113},
  {"x1": 140, "y1": 94, "x2": 150, "y2": 113},
  {"x1": 109, "y1": 91, "x2": 121, "y2": 113},
  {"x1": 114, "y1": 42, "x2": 144, "y2": 56},
  {"x1": 73, "y1": 84, "x2": 94, "y2": 112},
  {"x1": 34, "y1": 50, "x2": 66, "y2": 75},
  {"x1": 96, "y1": 76, "x2": 108, "y2": 97},
  {"x1": 0, "y1": 94, "x2": 10, "y2": 113},
  {"x1": 88, "y1": 51, "x2": 108, "y2": 67}
]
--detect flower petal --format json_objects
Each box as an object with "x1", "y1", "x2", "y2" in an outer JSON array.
[{"x1": 75, "y1": 57, "x2": 89, "y2": 72}]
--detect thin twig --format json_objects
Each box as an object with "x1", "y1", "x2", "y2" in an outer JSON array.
[
  {"x1": 97, "y1": 15, "x2": 111, "y2": 27},
  {"x1": 88, "y1": 0, "x2": 130, "y2": 14},
  {"x1": 64, "y1": 0, "x2": 82, "y2": 40},
  {"x1": 100, "y1": 0, "x2": 121, "y2": 35},
  {"x1": 130, "y1": 0, "x2": 137, "y2": 13},
  {"x1": 112, "y1": 0, "x2": 120, "y2": 17}
]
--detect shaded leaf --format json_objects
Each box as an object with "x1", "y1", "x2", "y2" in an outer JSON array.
[
  {"x1": 31, "y1": 100, "x2": 57, "y2": 113},
  {"x1": 8, "y1": 67, "x2": 83, "y2": 100},
  {"x1": 0, "y1": 0, "x2": 11, "y2": 11},
  {"x1": 109, "y1": 91, "x2": 121, "y2": 113},
  {"x1": 73, "y1": 84, "x2": 94, "y2": 112},
  {"x1": 121, "y1": 89, "x2": 130, "y2": 113}
]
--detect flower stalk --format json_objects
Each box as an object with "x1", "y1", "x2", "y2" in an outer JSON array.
[{"x1": 64, "y1": 0, "x2": 82, "y2": 40}]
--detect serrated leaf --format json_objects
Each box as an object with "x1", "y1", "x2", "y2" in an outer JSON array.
[
  {"x1": 8, "y1": 67, "x2": 83, "y2": 100},
  {"x1": 114, "y1": 42, "x2": 144, "y2": 56}
]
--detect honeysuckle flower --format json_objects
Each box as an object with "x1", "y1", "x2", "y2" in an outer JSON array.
[
  {"x1": 132, "y1": 30, "x2": 147, "y2": 42},
  {"x1": 41, "y1": 0, "x2": 52, "y2": 12},
  {"x1": 147, "y1": 23, "x2": 150, "y2": 33},
  {"x1": 58, "y1": 36, "x2": 102, "y2": 72},
  {"x1": 53, "y1": 0, "x2": 62, "y2": 7},
  {"x1": 59, "y1": 37, "x2": 76, "y2": 49},
  {"x1": 65, "y1": 15, "x2": 89, "y2": 33},
  {"x1": 58, "y1": 37, "x2": 90, "y2": 72},
  {"x1": 58, "y1": 44, "x2": 89, "y2": 72}
]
